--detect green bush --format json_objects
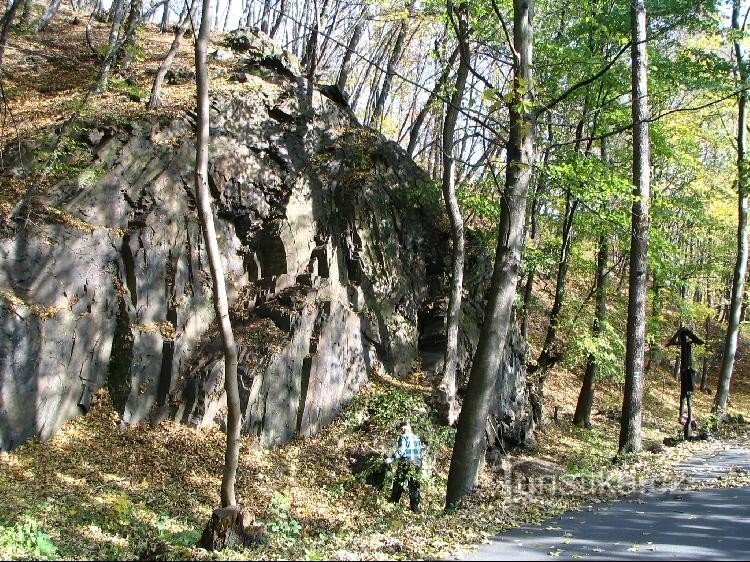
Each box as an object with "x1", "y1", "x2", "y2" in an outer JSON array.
[
  {"x1": 110, "y1": 77, "x2": 148, "y2": 101},
  {"x1": 0, "y1": 516, "x2": 59, "y2": 559},
  {"x1": 264, "y1": 492, "x2": 301, "y2": 542}
]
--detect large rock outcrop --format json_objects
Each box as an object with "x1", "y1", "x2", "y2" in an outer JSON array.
[{"x1": 0, "y1": 29, "x2": 532, "y2": 451}]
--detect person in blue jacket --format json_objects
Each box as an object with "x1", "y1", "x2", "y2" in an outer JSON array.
[{"x1": 385, "y1": 421, "x2": 423, "y2": 513}]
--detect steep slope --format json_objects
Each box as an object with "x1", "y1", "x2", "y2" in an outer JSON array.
[{"x1": 0, "y1": 29, "x2": 532, "y2": 451}]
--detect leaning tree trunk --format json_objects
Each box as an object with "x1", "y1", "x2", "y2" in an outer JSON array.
[
  {"x1": 528, "y1": 187, "x2": 577, "y2": 424},
  {"x1": 118, "y1": 0, "x2": 144, "y2": 73},
  {"x1": 369, "y1": 0, "x2": 414, "y2": 129},
  {"x1": 407, "y1": 46, "x2": 458, "y2": 158},
  {"x1": 714, "y1": 0, "x2": 749, "y2": 417},
  {"x1": 159, "y1": 0, "x2": 171, "y2": 31},
  {"x1": 437, "y1": 0, "x2": 469, "y2": 426},
  {"x1": 0, "y1": 0, "x2": 21, "y2": 65},
  {"x1": 573, "y1": 232, "x2": 608, "y2": 427},
  {"x1": 222, "y1": 0, "x2": 233, "y2": 31},
  {"x1": 148, "y1": 1, "x2": 198, "y2": 109},
  {"x1": 194, "y1": 0, "x2": 241, "y2": 508},
  {"x1": 619, "y1": 0, "x2": 650, "y2": 455},
  {"x1": 35, "y1": 0, "x2": 62, "y2": 31},
  {"x1": 336, "y1": 11, "x2": 367, "y2": 95},
  {"x1": 95, "y1": 0, "x2": 127, "y2": 92},
  {"x1": 268, "y1": 0, "x2": 285, "y2": 38},
  {"x1": 446, "y1": 0, "x2": 534, "y2": 508}
]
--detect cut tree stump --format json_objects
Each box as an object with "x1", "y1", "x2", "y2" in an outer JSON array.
[{"x1": 198, "y1": 505, "x2": 268, "y2": 551}]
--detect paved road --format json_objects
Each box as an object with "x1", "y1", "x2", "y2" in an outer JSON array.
[{"x1": 459, "y1": 445, "x2": 750, "y2": 560}]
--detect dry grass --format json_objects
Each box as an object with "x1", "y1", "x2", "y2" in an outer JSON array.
[{"x1": 1, "y1": 358, "x2": 748, "y2": 560}]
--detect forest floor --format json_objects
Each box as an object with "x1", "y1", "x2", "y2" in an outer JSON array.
[
  {"x1": 2, "y1": 9, "x2": 750, "y2": 562},
  {"x1": 0, "y1": 357, "x2": 749, "y2": 561}
]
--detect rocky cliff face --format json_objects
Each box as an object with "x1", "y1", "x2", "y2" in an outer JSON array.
[{"x1": 0, "y1": 29, "x2": 532, "y2": 451}]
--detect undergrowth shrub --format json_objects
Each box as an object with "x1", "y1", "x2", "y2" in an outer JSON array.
[
  {"x1": 0, "y1": 515, "x2": 59, "y2": 559},
  {"x1": 264, "y1": 492, "x2": 301, "y2": 543}
]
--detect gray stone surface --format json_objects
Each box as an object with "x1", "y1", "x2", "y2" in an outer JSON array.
[{"x1": 0, "y1": 36, "x2": 532, "y2": 451}]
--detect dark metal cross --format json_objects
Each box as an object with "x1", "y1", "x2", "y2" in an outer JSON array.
[{"x1": 666, "y1": 326, "x2": 704, "y2": 439}]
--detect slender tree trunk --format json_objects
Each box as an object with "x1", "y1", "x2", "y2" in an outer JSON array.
[
  {"x1": 95, "y1": 0, "x2": 127, "y2": 92},
  {"x1": 0, "y1": 0, "x2": 20, "y2": 64},
  {"x1": 715, "y1": 0, "x2": 749, "y2": 417},
  {"x1": 222, "y1": 0, "x2": 232, "y2": 31},
  {"x1": 259, "y1": 0, "x2": 271, "y2": 32},
  {"x1": 437, "y1": 0, "x2": 469, "y2": 426},
  {"x1": 118, "y1": 0, "x2": 144, "y2": 72},
  {"x1": 211, "y1": 0, "x2": 219, "y2": 30},
  {"x1": 351, "y1": 30, "x2": 389, "y2": 112},
  {"x1": 529, "y1": 110, "x2": 586, "y2": 409},
  {"x1": 407, "y1": 46, "x2": 458, "y2": 158},
  {"x1": 520, "y1": 121, "x2": 550, "y2": 338},
  {"x1": 619, "y1": 0, "x2": 650, "y2": 454},
  {"x1": 446, "y1": 0, "x2": 534, "y2": 508},
  {"x1": 160, "y1": 0, "x2": 171, "y2": 31},
  {"x1": 528, "y1": 187, "x2": 578, "y2": 424},
  {"x1": 35, "y1": 0, "x2": 62, "y2": 31},
  {"x1": 700, "y1": 315, "x2": 711, "y2": 392},
  {"x1": 336, "y1": 11, "x2": 366, "y2": 95},
  {"x1": 303, "y1": 0, "x2": 319, "y2": 105},
  {"x1": 370, "y1": 0, "x2": 414, "y2": 128},
  {"x1": 195, "y1": 0, "x2": 241, "y2": 508},
  {"x1": 19, "y1": 0, "x2": 32, "y2": 26},
  {"x1": 573, "y1": 233, "x2": 608, "y2": 427},
  {"x1": 148, "y1": 1, "x2": 197, "y2": 109},
  {"x1": 317, "y1": 0, "x2": 340, "y2": 63},
  {"x1": 269, "y1": 0, "x2": 284, "y2": 38}
]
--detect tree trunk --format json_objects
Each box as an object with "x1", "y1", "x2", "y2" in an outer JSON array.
[
  {"x1": 528, "y1": 187, "x2": 578, "y2": 424},
  {"x1": 520, "y1": 121, "x2": 550, "y2": 339},
  {"x1": 619, "y1": 0, "x2": 650, "y2": 455},
  {"x1": 370, "y1": 0, "x2": 414, "y2": 129},
  {"x1": 195, "y1": 0, "x2": 241, "y2": 508},
  {"x1": 159, "y1": 0, "x2": 171, "y2": 31},
  {"x1": 407, "y1": 46, "x2": 458, "y2": 158},
  {"x1": 118, "y1": 0, "x2": 144, "y2": 73},
  {"x1": 259, "y1": 0, "x2": 271, "y2": 33},
  {"x1": 335, "y1": 11, "x2": 366, "y2": 95},
  {"x1": 573, "y1": 232, "x2": 608, "y2": 427},
  {"x1": 19, "y1": 0, "x2": 32, "y2": 26},
  {"x1": 317, "y1": 0, "x2": 340, "y2": 64},
  {"x1": 528, "y1": 109, "x2": 586, "y2": 414},
  {"x1": 222, "y1": 0, "x2": 232, "y2": 31},
  {"x1": 714, "y1": 0, "x2": 749, "y2": 417},
  {"x1": 0, "y1": 0, "x2": 20, "y2": 64},
  {"x1": 268, "y1": 0, "x2": 284, "y2": 38},
  {"x1": 148, "y1": 1, "x2": 198, "y2": 109},
  {"x1": 35, "y1": 0, "x2": 62, "y2": 31},
  {"x1": 95, "y1": 0, "x2": 127, "y2": 92},
  {"x1": 302, "y1": 0, "x2": 319, "y2": 105},
  {"x1": 700, "y1": 315, "x2": 711, "y2": 393},
  {"x1": 446, "y1": 0, "x2": 534, "y2": 508},
  {"x1": 437, "y1": 0, "x2": 469, "y2": 426}
]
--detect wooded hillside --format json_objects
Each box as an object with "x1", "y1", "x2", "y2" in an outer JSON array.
[{"x1": 1, "y1": 0, "x2": 750, "y2": 559}]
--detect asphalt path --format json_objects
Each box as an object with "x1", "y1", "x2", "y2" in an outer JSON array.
[{"x1": 458, "y1": 444, "x2": 750, "y2": 561}]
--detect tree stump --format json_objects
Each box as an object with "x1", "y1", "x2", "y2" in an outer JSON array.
[{"x1": 198, "y1": 505, "x2": 267, "y2": 551}]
